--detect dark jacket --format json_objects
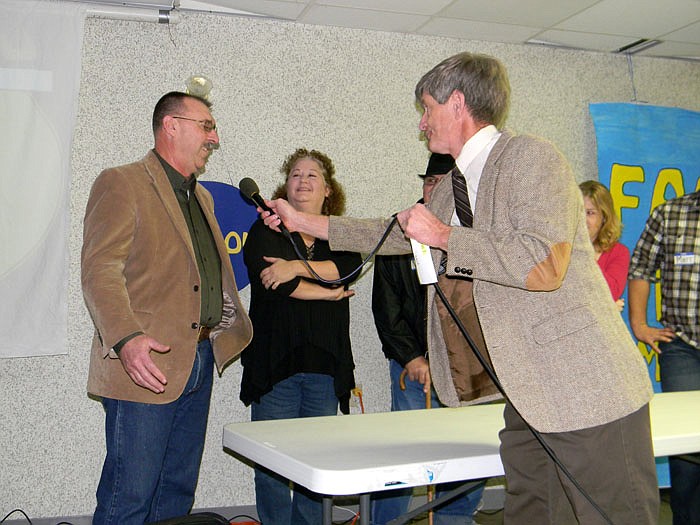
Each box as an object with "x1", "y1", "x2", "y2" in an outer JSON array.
[{"x1": 371, "y1": 251, "x2": 427, "y2": 367}]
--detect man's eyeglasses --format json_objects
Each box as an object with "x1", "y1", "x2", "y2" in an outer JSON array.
[{"x1": 172, "y1": 116, "x2": 217, "y2": 133}]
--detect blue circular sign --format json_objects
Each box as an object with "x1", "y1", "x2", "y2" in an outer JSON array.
[{"x1": 200, "y1": 181, "x2": 259, "y2": 290}]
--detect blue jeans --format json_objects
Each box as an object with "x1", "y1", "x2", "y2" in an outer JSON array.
[
  {"x1": 93, "y1": 339, "x2": 214, "y2": 525},
  {"x1": 659, "y1": 338, "x2": 700, "y2": 525},
  {"x1": 251, "y1": 373, "x2": 339, "y2": 525},
  {"x1": 370, "y1": 360, "x2": 484, "y2": 525}
]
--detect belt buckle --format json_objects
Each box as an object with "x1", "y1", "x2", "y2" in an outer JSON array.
[{"x1": 197, "y1": 325, "x2": 211, "y2": 343}]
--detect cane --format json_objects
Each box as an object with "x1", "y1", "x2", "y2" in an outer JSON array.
[{"x1": 399, "y1": 369, "x2": 434, "y2": 525}]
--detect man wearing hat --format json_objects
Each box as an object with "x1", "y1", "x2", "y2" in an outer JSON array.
[{"x1": 370, "y1": 152, "x2": 484, "y2": 525}]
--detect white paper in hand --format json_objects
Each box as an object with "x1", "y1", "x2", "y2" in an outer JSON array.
[{"x1": 410, "y1": 238, "x2": 438, "y2": 284}]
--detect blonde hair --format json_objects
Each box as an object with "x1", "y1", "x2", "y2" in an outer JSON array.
[{"x1": 579, "y1": 180, "x2": 622, "y2": 252}]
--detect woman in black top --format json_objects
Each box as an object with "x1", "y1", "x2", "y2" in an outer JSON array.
[{"x1": 241, "y1": 148, "x2": 361, "y2": 525}]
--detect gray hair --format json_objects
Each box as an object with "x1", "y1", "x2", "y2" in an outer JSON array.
[{"x1": 415, "y1": 52, "x2": 510, "y2": 129}]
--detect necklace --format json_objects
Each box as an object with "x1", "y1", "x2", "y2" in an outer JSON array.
[{"x1": 305, "y1": 240, "x2": 315, "y2": 260}]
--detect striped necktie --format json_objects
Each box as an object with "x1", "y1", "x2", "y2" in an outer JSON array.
[{"x1": 451, "y1": 167, "x2": 473, "y2": 227}]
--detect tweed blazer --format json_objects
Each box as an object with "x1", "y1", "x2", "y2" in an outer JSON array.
[
  {"x1": 82, "y1": 151, "x2": 253, "y2": 404},
  {"x1": 329, "y1": 131, "x2": 652, "y2": 433}
]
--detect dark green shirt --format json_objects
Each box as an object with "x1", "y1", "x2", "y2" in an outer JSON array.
[
  {"x1": 113, "y1": 153, "x2": 223, "y2": 354},
  {"x1": 157, "y1": 151, "x2": 223, "y2": 328}
]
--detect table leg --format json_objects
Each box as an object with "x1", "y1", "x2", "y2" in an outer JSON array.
[
  {"x1": 387, "y1": 480, "x2": 485, "y2": 525},
  {"x1": 359, "y1": 493, "x2": 371, "y2": 525},
  {"x1": 323, "y1": 495, "x2": 333, "y2": 525}
]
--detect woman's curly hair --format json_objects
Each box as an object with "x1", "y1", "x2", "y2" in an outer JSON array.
[{"x1": 272, "y1": 148, "x2": 346, "y2": 216}]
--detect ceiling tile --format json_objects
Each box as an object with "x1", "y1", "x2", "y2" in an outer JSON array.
[
  {"x1": 440, "y1": 0, "x2": 599, "y2": 27},
  {"x1": 418, "y1": 17, "x2": 540, "y2": 43},
  {"x1": 76, "y1": 0, "x2": 172, "y2": 6},
  {"x1": 300, "y1": 5, "x2": 428, "y2": 33},
  {"x1": 556, "y1": 0, "x2": 700, "y2": 39},
  {"x1": 182, "y1": 0, "x2": 306, "y2": 19},
  {"x1": 532, "y1": 29, "x2": 635, "y2": 53},
  {"x1": 662, "y1": 20, "x2": 700, "y2": 44},
  {"x1": 317, "y1": 0, "x2": 453, "y2": 16},
  {"x1": 638, "y1": 40, "x2": 700, "y2": 59}
]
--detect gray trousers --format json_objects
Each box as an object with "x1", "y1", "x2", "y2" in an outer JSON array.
[{"x1": 499, "y1": 403, "x2": 659, "y2": 524}]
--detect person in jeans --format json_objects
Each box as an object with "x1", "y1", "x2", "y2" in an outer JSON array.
[
  {"x1": 371, "y1": 152, "x2": 484, "y2": 525},
  {"x1": 240, "y1": 148, "x2": 361, "y2": 524},
  {"x1": 259, "y1": 52, "x2": 658, "y2": 524},
  {"x1": 82, "y1": 91, "x2": 253, "y2": 525},
  {"x1": 629, "y1": 190, "x2": 700, "y2": 525}
]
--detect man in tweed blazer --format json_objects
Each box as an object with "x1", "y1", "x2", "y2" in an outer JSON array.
[{"x1": 262, "y1": 53, "x2": 658, "y2": 523}]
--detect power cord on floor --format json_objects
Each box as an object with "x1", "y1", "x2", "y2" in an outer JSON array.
[
  {"x1": 1, "y1": 505, "x2": 360, "y2": 525},
  {"x1": 226, "y1": 506, "x2": 362, "y2": 525},
  {"x1": 227, "y1": 512, "x2": 260, "y2": 524},
  {"x1": 0, "y1": 509, "x2": 31, "y2": 524},
  {"x1": 0, "y1": 508, "x2": 75, "y2": 525}
]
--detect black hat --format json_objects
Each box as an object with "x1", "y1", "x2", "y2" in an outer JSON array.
[{"x1": 419, "y1": 152, "x2": 454, "y2": 178}]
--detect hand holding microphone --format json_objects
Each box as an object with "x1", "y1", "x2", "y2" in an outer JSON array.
[
  {"x1": 239, "y1": 177, "x2": 352, "y2": 284},
  {"x1": 397, "y1": 203, "x2": 451, "y2": 252},
  {"x1": 239, "y1": 177, "x2": 292, "y2": 239}
]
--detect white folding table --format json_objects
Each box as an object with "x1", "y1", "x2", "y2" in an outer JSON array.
[{"x1": 223, "y1": 391, "x2": 700, "y2": 525}]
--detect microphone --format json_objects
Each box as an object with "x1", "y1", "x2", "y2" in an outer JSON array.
[{"x1": 239, "y1": 177, "x2": 291, "y2": 238}]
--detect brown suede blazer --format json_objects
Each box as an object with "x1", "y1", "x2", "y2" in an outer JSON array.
[
  {"x1": 328, "y1": 131, "x2": 652, "y2": 433},
  {"x1": 82, "y1": 151, "x2": 252, "y2": 404}
]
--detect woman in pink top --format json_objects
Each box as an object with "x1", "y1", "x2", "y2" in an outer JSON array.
[{"x1": 580, "y1": 180, "x2": 630, "y2": 311}]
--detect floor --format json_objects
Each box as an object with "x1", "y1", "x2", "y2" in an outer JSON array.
[{"x1": 4, "y1": 488, "x2": 674, "y2": 524}]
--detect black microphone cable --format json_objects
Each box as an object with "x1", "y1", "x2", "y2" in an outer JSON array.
[
  {"x1": 277, "y1": 216, "x2": 399, "y2": 286},
  {"x1": 239, "y1": 177, "x2": 614, "y2": 523},
  {"x1": 240, "y1": 177, "x2": 400, "y2": 286},
  {"x1": 431, "y1": 282, "x2": 614, "y2": 525}
]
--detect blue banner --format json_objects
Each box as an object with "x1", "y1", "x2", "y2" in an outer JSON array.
[
  {"x1": 590, "y1": 102, "x2": 700, "y2": 486},
  {"x1": 200, "y1": 181, "x2": 259, "y2": 290}
]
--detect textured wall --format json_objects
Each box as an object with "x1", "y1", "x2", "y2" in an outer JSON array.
[{"x1": 1, "y1": 10, "x2": 699, "y2": 518}]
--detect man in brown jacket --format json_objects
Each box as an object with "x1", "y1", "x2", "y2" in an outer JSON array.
[
  {"x1": 261, "y1": 53, "x2": 658, "y2": 524},
  {"x1": 82, "y1": 92, "x2": 252, "y2": 525}
]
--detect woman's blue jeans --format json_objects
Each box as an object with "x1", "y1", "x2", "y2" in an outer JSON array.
[
  {"x1": 93, "y1": 339, "x2": 214, "y2": 525},
  {"x1": 659, "y1": 338, "x2": 700, "y2": 525},
  {"x1": 251, "y1": 373, "x2": 338, "y2": 525},
  {"x1": 370, "y1": 360, "x2": 484, "y2": 525}
]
